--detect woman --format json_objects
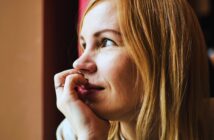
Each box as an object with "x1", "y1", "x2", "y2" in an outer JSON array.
[{"x1": 54, "y1": 0, "x2": 210, "y2": 139}]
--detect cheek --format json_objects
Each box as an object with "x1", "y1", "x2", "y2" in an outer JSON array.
[
  {"x1": 96, "y1": 51, "x2": 133, "y2": 86},
  {"x1": 97, "y1": 52, "x2": 138, "y2": 103},
  {"x1": 96, "y1": 52, "x2": 122, "y2": 80}
]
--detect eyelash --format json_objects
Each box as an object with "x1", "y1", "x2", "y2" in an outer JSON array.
[
  {"x1": 80, "y1": 38, "x2": 117, "y2": 50},
  {"x1": 99, "y1": 38, "x2": 117, "y2": 48}
]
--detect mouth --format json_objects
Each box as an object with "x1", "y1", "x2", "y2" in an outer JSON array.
[{"x1": 76, "y1": 83, "x2": 105, "y2": 96}]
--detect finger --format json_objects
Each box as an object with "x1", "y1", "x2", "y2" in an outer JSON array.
[
  {"x1": 63, "y1": 74, "x2": 88, "y2": 101},
  {"x1": 54, "y1": 69, "x2": 76, "y2": 97},
  {"x1": 54, "y1": 69, "x2": 80, "y2": 89},
  {"x1": 54, "y1": 69, "x2": 86, "y2": 94}
]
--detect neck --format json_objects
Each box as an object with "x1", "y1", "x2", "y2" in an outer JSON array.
[{"x1": 120, "y1": 120, "x2": 137, "y2": 140}]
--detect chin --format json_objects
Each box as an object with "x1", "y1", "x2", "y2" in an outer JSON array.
[{"x1": 88, "y1": 104, "x2": 125, "y2": 121}]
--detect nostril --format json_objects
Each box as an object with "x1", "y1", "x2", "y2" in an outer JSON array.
[
  {"x1": 72, "y1": 55, "x2": 97, "y2": 73},
  {"x1": 74, "y1": 64, "x2": 97, "y2": 74},
  {"x1": 87, "y1": 63, "x2": 97, "y2": 73}
]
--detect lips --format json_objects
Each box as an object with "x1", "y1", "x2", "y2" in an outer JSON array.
[{"x1": 76, "y1": 83, "x2": 105, "y2": 96}]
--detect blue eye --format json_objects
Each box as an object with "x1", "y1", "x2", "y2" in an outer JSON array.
[{"x1": 101, "y1": 38, "x2": 117, "y2": 47}]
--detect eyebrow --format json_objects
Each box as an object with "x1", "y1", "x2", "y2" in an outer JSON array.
[{"x1": 80, "y1": 29, "x2": 121, "y2": 41}]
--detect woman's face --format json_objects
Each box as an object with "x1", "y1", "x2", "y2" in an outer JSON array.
[{"x1": 73, "y1": 1, "x2": 139, "y2": 121}]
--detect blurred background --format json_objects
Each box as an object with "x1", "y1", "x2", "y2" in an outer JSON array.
[{"x1": 0, "y1": 0, "x2": 213, "y2": 140}]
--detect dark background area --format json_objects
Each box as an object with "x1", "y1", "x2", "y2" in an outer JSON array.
[
  {"x1": 43, "y1": 0, "x2": 78, "y2": 139},
  {"x1": 196, "y1": 1, "x2": 214, "y2": 97}
]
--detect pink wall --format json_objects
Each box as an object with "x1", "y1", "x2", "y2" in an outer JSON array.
[
  {"x1": 78, "y1": 0, "x2": 89, "y2": 22},
  {"x1": 78, "y1": 0, "x2": 89, "y2": 55}
]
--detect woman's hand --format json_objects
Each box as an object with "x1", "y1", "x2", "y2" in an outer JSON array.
[
  {"x1": 56, "y1": 119, "x2": 77, "y2": 140},
  {"x1": 54, "y1": 69, "x2": 110, "y2": 140}
]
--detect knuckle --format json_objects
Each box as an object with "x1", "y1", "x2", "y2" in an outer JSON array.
[
  {"x1": 66, "y1": 75, "x2": 73, "y2": 80},
  {"x1": 65, "y1": 74, "x2": 78, "y2": 83},
  {"x1": 54, "y1": 73, "x2": 61, "y2": 81}
]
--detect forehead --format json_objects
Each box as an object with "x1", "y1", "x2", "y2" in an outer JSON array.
[{"x1": 81, "y1": 1, "x2": 119, "y2": 36}]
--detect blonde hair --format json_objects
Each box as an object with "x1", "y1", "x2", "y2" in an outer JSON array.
[{"x1": 79, "y1": 0, "x2": 210, "y2": 139}]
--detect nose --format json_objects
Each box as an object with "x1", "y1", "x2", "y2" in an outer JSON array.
[{"x1": 72, "y1": 51, "x2": 97, "y2": 74}]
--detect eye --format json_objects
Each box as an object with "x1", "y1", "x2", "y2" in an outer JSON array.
[
  {"x1": 80, "y1": 42, "x2": 86, "y2": 50},
  {"x1": 100, "y1": 38, "x2": 117, "y2": 48}
]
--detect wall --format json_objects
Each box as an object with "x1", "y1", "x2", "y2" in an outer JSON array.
[{"x1": 0, "y1": 0, "x2": 43, "y2": 139}]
